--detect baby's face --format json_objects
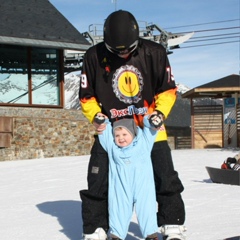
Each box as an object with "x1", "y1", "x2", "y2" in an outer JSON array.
[{"x1": 114, "y1": 128, "x2": 133, "y2": 147}]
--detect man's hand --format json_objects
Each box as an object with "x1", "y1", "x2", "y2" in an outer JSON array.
[
  {"x1": 93, "y1": 113, "x2": 108, "y2": 134},
  {"x1": 94, "y1": 115, "x2": 105, "y2": 124},
  {"x1": 149, "y1": 111, "x2": 164, "y2": 129}
]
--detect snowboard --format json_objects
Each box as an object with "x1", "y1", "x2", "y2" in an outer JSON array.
[{"x1": 206, "y1": 166, "x2": 240, "y2": 186}]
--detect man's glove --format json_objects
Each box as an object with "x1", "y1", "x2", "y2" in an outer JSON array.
[
  {"x1": 94, "y1": 114, "x2": 105, "y2": 124},
  {"x1": 149, "y1": 113, "x2": 164, "y2": 128}
]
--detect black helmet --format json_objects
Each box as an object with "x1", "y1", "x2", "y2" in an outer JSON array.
[{"x1": 104, "y1": 10, "x2": 139, "y2": 55}]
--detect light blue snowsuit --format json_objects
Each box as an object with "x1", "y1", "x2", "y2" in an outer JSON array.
[{"x1": 98, "y1": 116, "x2": 158, "y2": 239}]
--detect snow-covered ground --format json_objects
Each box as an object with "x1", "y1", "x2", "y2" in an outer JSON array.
[{"x1": 0, "y1": 149, "x2": 239, "y2": 240}]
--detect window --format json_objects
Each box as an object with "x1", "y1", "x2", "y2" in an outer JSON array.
[{"x1": 0, "y1": 44, "x2": 63, "y2": 107}]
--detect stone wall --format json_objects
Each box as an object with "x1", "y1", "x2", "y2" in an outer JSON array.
[
  {"x1": 0, "y1": 107, "x2": 188, "y2": 161},
  {"x1": 0, "y1": 107, "x2": 95, "y2": 161}
]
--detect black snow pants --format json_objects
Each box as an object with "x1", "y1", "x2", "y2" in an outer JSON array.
[{"x1": 80, "y1": 136, "x2": 185, "y2": 234}]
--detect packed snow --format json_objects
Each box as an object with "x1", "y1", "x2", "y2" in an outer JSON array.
[{"x1": 0, "y1": 149, "x2": 239, "y2": 240}]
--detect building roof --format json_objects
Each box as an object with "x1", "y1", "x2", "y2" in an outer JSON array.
[
  {"x1": 182, "y1": 74, "x2": 240, "y2": 99},
  {"x1": 0, "y1": 0, "x2": 90, "y2": 50}
]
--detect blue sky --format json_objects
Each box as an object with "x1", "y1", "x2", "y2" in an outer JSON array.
[{"x1": 50, "y1": 0, "x2": 239, "y2": 88}]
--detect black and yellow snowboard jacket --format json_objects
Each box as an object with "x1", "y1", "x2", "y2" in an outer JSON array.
[{"x1": 79, "y1": 38, "x2": 177, "y2": 141}]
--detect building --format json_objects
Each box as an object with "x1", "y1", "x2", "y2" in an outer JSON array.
[
  {"x1": 0, "y1": 0, "x2": 90, "y2": 108},
  {"x1": 182, "y1": 74, "x2": 240, "y2": 149},
  {"x1": 0, "y1": 0, "x2": 94, "y2": 160}
]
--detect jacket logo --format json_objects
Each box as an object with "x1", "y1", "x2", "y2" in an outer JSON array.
[{"x1": 112, "y1": 65, "x2": 143, "y2": 104}]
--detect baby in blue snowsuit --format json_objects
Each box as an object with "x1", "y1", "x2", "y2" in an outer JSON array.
[{"x1": 98, "y1": 115, "x2": 159, "y2": 240}]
